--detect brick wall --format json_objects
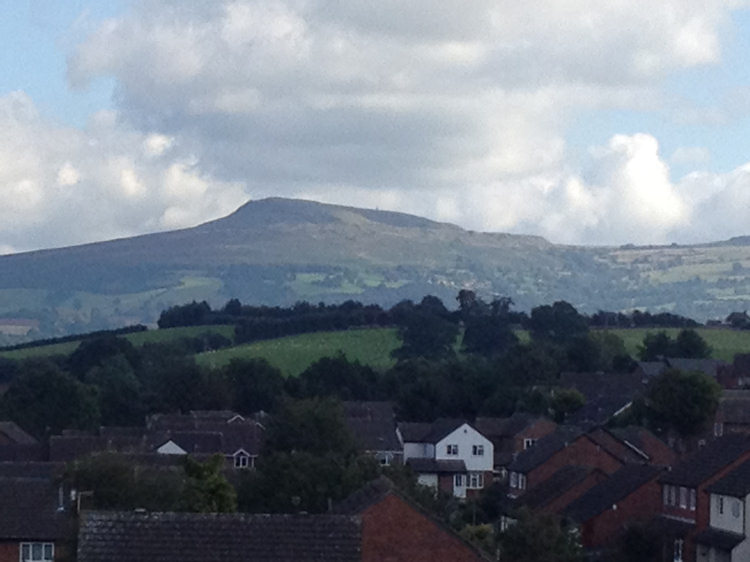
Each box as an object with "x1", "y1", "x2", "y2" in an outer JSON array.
[
  {"x1": 512, "y1": 420, "x2": 557, "y2": 453},
  {"x1": 542, "y1": 470, "x2": 608, "y2": 515},
  {"x1": 0, "y1": 542, "x2": 17, "y2": 562},
  {"x1": 361, "y1": 494, "x2": 484, "y2": 562}
]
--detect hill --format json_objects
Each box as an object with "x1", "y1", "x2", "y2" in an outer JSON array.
[{"x1": 1, "y1": 197, "x2": 750, "y2": 338}]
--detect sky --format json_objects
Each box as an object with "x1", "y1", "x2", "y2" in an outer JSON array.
[{"x1": 3, "y1": 1, "x2": 750, "y2": 254}]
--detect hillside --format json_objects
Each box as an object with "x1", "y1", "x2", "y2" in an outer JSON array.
[{"x1": 1, "y1": 197, "x2": 750, "y2": 338}]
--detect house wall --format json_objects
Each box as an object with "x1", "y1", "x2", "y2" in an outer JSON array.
[
  {"x1": 360, "y1": 493, "x2": 484, "y2": 562},
  {"x1": 0, "y1": 541, "x2": 67, "y2": 562},
  {"x1": 541, "y1": 470, "x2": 608, "y2": 515},
  {"x1": 527, "y1": 436, "x2": 623, "y2": 491},
  {"x1": 435, "y1": 425, "x2": 493, "y2": 473},
  {"x1": 709, "y1": 494, "x2": 745, "y2": 535},
  {"x1": 580, "y1": 478, "x2": 662, "y2": 548}
]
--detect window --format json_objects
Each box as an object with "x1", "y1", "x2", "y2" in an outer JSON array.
[
  {"x1": 523, "y1": 438, "x2": 537, "y2": 450},
  {"x1": 468, "y1": 472, "x2": 484, "y2": 489},
  {"x1": 689, "y1": 489, "x2": 696, "y2": 511},
  {"x1": 732, "y1": 498, "x2": 742, "y2": 518},
  {"x1": 669, "y1": 485, "x2": 676, "y2": 506},
  {"x1": 446, "y1": 444, "x2": 458, "y2": 456},
  {"x1": 718, "y1": 496, "x2": 724, "y2": 514},
  {"x1": 714, "y1": 422, "x2": 724, "y2": 437},
  {"x1": 20, "y1": 543, "x2": 53, "y2": 562},
  {"x1": 673, "y1": 539, "x2": 683, "y2": 562},
  {"x1": 472, "y1": 444, "x2": 484, "y2": 456},
  {"x1": 510, "y1": 472, "x2": 518, "y2": 488},
  {"x1": 378, "y1": 453, "x2": 392, "y2": 466},
  {"x1": 454, "y1": 474, "x2": 465, "y2": 488},
  {"x1": 679, "y1": 487, "x2": 687, "y2": 509},
  {"x1": 518, "y1": 474, "x2": 527, "y2": 490},
  {"x1": 234, "y1": 453, "x2": 250, "y2": 469},
  {"x1": 663, "y1": 485, "x2": 669, "y2": 506}
]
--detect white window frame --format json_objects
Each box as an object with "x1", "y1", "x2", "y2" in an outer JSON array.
[
  {"x1": 668, "y1": 485, "x2": 676, "y2": 506},
  {"x1": 510, "y1": 471, "x2": 519, "y2": 488},
  {"x1": 523, "y1": 438, "x2": 537, "y2": 450},
  {"x1": 679, "y1": 487, "x2": 687, "y2": 509},
  {"x1": 454, "y1": 474, "x2": 465, "y2": 488},
  {"x1": 518, "y1": 473, "x2": 527, "y2": 490},
  {"x1": 234, "y1": 453, "x2": 250, "y2": 469},
  {"x1": 468, "y1": 471, "x2": 484, "y2": 489},
  {"x1": 446, "y1": 444, "x2": 458, "y2": 456},
  {"x1": 20, "y1": 542, "x2": 54, "y2": 562},
  {"x1": 673, "y1": 538, "x2": 683, "y2": 562},
  {"x1": 689, "y1": 488, "x2": 696, "y2": 511}
]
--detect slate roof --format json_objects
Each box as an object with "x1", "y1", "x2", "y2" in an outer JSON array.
[
  {"x1": 515, "y1": 465, "x2": 598, "y2": 510},
  {"x1": 474, "y1": 413, "x2": 537, "y2": 439},
  {"x1": 343, "y1": 401, "x2": 400, "y2": 452},
  {"x1": 0, "y1": 477, "x2": 73, "y2": 541},
  {"x1": 636, "y1": 361, "x2": 667, "y2": 378},
  {"x1": 407, "y1": 458, "x2": 466, "y2": 473},
  {"x1": 564, "y1": 464, "x2": 662, "y2": 523},
  {"x1": 398, "y1": 418, "x2": 468, "y2": 444},
  {"x1": 77, "y1": 511, "x2": 362, "y2": 562},
  {"x1": 397, "y1": 422, "x2": 433, "y2": 442},
  {"x1": 508, "y1": 426, "x2": 584, "y2": 473},
  {"x1": 694, "y1": 527, "x2": 745, "y2": 551},
  {"x1": 0, "y1": 421, "x2": 38, "y2": 444},
  {"x1": 717, "y1": 395, "x2": 750, "y2": 425},
  {"x1": 586, "y1": 428, "x2": 649, "y2": 464},
  {"x1": 559, "y1": 372, "x2": 646, "y2": 425},
  {"x1": 660, "y1": 434, "x2": 750, "y2": 487},
  {"x1": 666, "y1": 358, "x2": 727, "y2": 378},
  {"x1": 706, "y1": 458, "x2": 750, "y2": 497}
]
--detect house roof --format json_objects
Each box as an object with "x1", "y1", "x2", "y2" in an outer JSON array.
[
  {"x1": 334, "y1": 475, "x2": 396, "y2": 514},
  {"x1": 717, "y1": 396, "x2": 750, "y2": 425},
  {"x1": 649, "y1": 515, "x2": 694, "y2": 538},
  {"x1": 474, "y1": 413, "x2": 538, "y2": 439},
  {"x1": 398, "y1": 418, "x2": 469, "y2": 444},
  {"x1": 515, "y1": 465, "x2": 597, "y2": 511},
  {"x1": 0, "y1": 462, "x2": 65, "y2": 479},
  {"x1": 559, "y1": 372, "x2": 646, "y2": 425},
  {"x1": 694, "y1": 527, "x2": 745, "y2": 551},
  {"x1": 585, "y1": 427, "x2": 649, "y2": 464},
  {"x1": 660, "y1": 434, "x2": 750, "y2": 487},
  {"x1": 636, "y1": 361, "x2": 667, "y2": 378},
  {"x1": 49, "y1": 434, "x2": 106, "y2": 462},
  {"x1": 397, "y1": 422, "x2": 433, "y2": 442},
  {"x1": 508, "y1": 426, "x2": 584, "y2": 473},
  {"x1": 343, "y1": 401, "x2": 400, "y2": 452},
  {"x1": 0, "y1": 477, "x2": 73, "y2": 541},
  {"x1": 564, "y1": 464, "x2": 662, "y2": 523},
  {"x1": 666, "y1": 358, "x2": 727, "y2": 378},
  {"x1": 706, "y1": 458, "x2": 750, "y2": 497},
  {"x1": 407, "y1": 458, "x2": 466, "y2": 473},
  {"x1": 0, "y1": 421, "x2": 38, "y2": 445},
  {"x1": 77, "y1": 511, "x2": 361, "y2": 562}
]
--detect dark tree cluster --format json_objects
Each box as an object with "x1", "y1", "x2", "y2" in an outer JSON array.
[{"x1": 590, "y1": 309, "x2": 699, "y2": 329}]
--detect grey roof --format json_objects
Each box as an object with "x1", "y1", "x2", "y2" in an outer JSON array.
[
  {"x1": 474, "y1": 413, "x2": 538, "y2": 439},
  {"x1": 559, "y1": 372, "x2": 646, "y2": 425},
  {"x1": 0, "y1": 462, "x2": 65, "y2": 479},
  {"x1": 49, "y1": 434, "x2": 106, "y2": 462},
  {"x1": 334, "y1": 476, "x2": 396, "y2": 514},
  {"x1": 508, "y1": 426, "x2": 584, "y2": 473},
  {"x1": 706, "y1": 458, "x2": 750, "y2": 497},
  {"x1": 636, "y1": 361, "x2": 667, "y2": 378},
  {"x1": 398, "y1": 418, "x2": 467, "y2": 444},
  {"x1": 343, "y1": 401, "x2": 400, "y2": 452},
  {"x1": 0, "y1": 477, "x2": 73, "y2": 541},
  {"x1": 516, "y1": 465, "x2": 598, "y2": 510},
  {"x1": 717, "y1": 396, "x2": 750, "y2": 425},
  {"x1": 564, "y1": 464, "x2": 663, "y2": 523},
  {"x1": 77, "y1": 511, "x2": 362, "y2": 562},
  {"x1": 649, "y1": 515, "x2": 694, "y2": 537},
  {"x1": 397, "y1": 422, "x2": 433, "y2": 442},
  {"x1": 695, "y1": 527, "x2": 745, "y2": 551},
  {"x1": 666, "y1": 358, "x2": 727, "y2": 378},
  {"x1": 0, "y1": 421, "x2": 38, "y2": 445},
  {"x1": 407, "y1": 458, "x2": 466, "y2": 473},
  {"x1": 660, "y1": 434, "x2": 750, "y2": 487}
]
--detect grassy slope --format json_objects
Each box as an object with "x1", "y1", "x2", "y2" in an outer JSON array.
[
  {"x1": 196, "y1": 328, "x2": 401, "y2": 377},
  {"x1": 0, "y1": 325, "x2": 236, "y2": 360}
]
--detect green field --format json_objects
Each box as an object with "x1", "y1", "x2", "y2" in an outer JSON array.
[
  {"x1": 196, "y1": 328, "x2": 401, "y2": 376},
  {"x1": 597, "y1": 328, "x2": 750, "y2": 362},
  {"x1": 0, "y1": 325, "x2": 236, "y2": 360}
]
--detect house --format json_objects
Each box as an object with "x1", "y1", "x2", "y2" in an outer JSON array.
[
  {"x1": 474, "y1": 413, "x2": 557, "y2": 478},
  {"x1": 655, "y1": 434, "x2": 750, "y2": 562},
  {"x1": 0, "y1": 476, "x2": 75, "y2": 562},
  {"x1": 713, "y1": 391, "x2": 750, "y2": 437},
  {"x1": 506, "y1": 426, "x2": 626, "y2": 497},
  {"x1": 77, "y1": 511, "x2": 361, "y2": 562},
  {"x1": 512, "y1": 465, "x2": 608, "y2": 515},
  {"x1": 335, "y1": 476, "x2": 489, "y2": 561},
  {"x1": 666, "y1": 358, "x2": 728, "y2": 379},
  {"x1": 563, "y1": 464, "x2": 664, "y2": 552},
  {"x1": 343, "y1": 401, "x2": 402, "y2": 466},
  {"x1": 558, "y1": 372, "x2": 647, "y2": 425},
  {"x1": 608, "y1": 426, "x2": 678, "y2": 466},
  {"x1": 399, "y1": 419, "x2": 493, "y2": 498},
  {"x1": 717, "y1": 354, "x2": 750, "y2": 389},
  {"x1": 695, "y1": 459, "x2": 750, "y2": 561}
]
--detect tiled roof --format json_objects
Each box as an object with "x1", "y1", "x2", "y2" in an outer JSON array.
[
  {"x1": 666, "y1": 358, "x2": 727, "y2": 378},
  {"x1": 636, "y1": 361, "x2": 667, "y2": 378},
  {"x1": 407, "y1": 458, "x2": 466, "y2": 473},
  {"x1": 706, "y1": 458, "x2": 750, "y2": 497},
  {"x1": 0, "y1": 477, "x2": 73, "y2": 541},
  {"x1": 397, "y1": 422, "x2": 432, "y2": 442},
  {"x1": 515, "y1": 466, "x2": 597, "y2": 510},
  {"x1": 474, "y1": 413, "x2": 537, "y2": 439},
  {"x1": 398, "y1": 418, "x2": 467, "y2": 444},
  {"x1": 586, "y1": 428, "x2": 648, "y2": 464},
  {"x1": 694, "y1": 527, "x2": 745, "y2": 551},
  {"x1": 343, "y1": 401, "x2": 400, "y2": 452},
  {"x1": 564, "y1": 464, "x2": 662, "y2": 523},
  {"x1": 508, "y1": 426, "x2": 583, "y2": 473},
  {"x1": 717, "y1": 396, "x2": 750, "y2": 424},
  {"x1": 660, "y1": 434, "x2": 750, "y2": 487},
  {"x1": 559, "y1": 372, "x2": 645, "y2": 425},
  {"x1": 77, "y1": 511, "x2": 362, "y2": 562},
  {"x1": 0, "y1": 421, "x2": 38, "y2": 444}
]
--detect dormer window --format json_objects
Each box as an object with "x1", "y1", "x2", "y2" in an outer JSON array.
[{"x1": 233, "y1": 450, "x2": 253, "y2": 469}]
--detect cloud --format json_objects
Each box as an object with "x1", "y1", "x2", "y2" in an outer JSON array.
[
  {"x1": 0, "y1": 91, "x2": 248, "y2": 252},
  {"x1": 2, "y1": 0, "x2": 747, "y2": 251}
]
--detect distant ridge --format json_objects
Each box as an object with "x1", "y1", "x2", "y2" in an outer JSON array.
[{"x1": 0, "y1": 197, "x2": 749, "y2": 338}]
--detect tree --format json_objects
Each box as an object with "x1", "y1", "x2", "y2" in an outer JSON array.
[
  {"x1": 462, "y1": 315, "x2": 518, "y2": 357},
  {"x1": 639, "y1": 329, "x2": 712, "y2": 360},
  {"x1": 646, "y1": 368, "x2": 721, "y2": 436},
  {"x1": 182, "y1": 454, "x2": 237, "y2": 513},
  {"x1": 392, "y1": 312, "x2": 459, "y2": 359},
  {"x1": 498, "y1": 508, "x2": 583, "y2": 562},
  {"x1": 294, "y1": 354, "x2": 380, "y2": 401},
  {"x1": 529, "y1": 301, "x2": 588, "y2": 344},
  {"x1": 224, "y1": 358, "x2": 285, "y2": 414},
  {"x1": 674, "y1": 329, "x2": 712, "y2": 358},
  {"x1": 638, "y1": 331, "x2": 672, "y2": 360},
  {"x1": 549, "y1": 388, "x2": 585, "y2": 422}
]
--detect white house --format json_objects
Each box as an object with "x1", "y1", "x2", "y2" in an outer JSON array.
[
  {"x1": 696, "y1": 459, "x2": 750, "y2": 562},
  {"x1": 397, "y1": 419, "x2": 493, "y2": 498}
]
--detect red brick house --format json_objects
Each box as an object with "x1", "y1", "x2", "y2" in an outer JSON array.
[
  {"x1": 335, "y1": 476, "x2": 489, "y2": 562},
  {"x1": 655, "y1": 434, "x2": 750, "y2": 562},
  {"x1": 563, "y1": 464, "x2": 664, "y2": 553}
]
